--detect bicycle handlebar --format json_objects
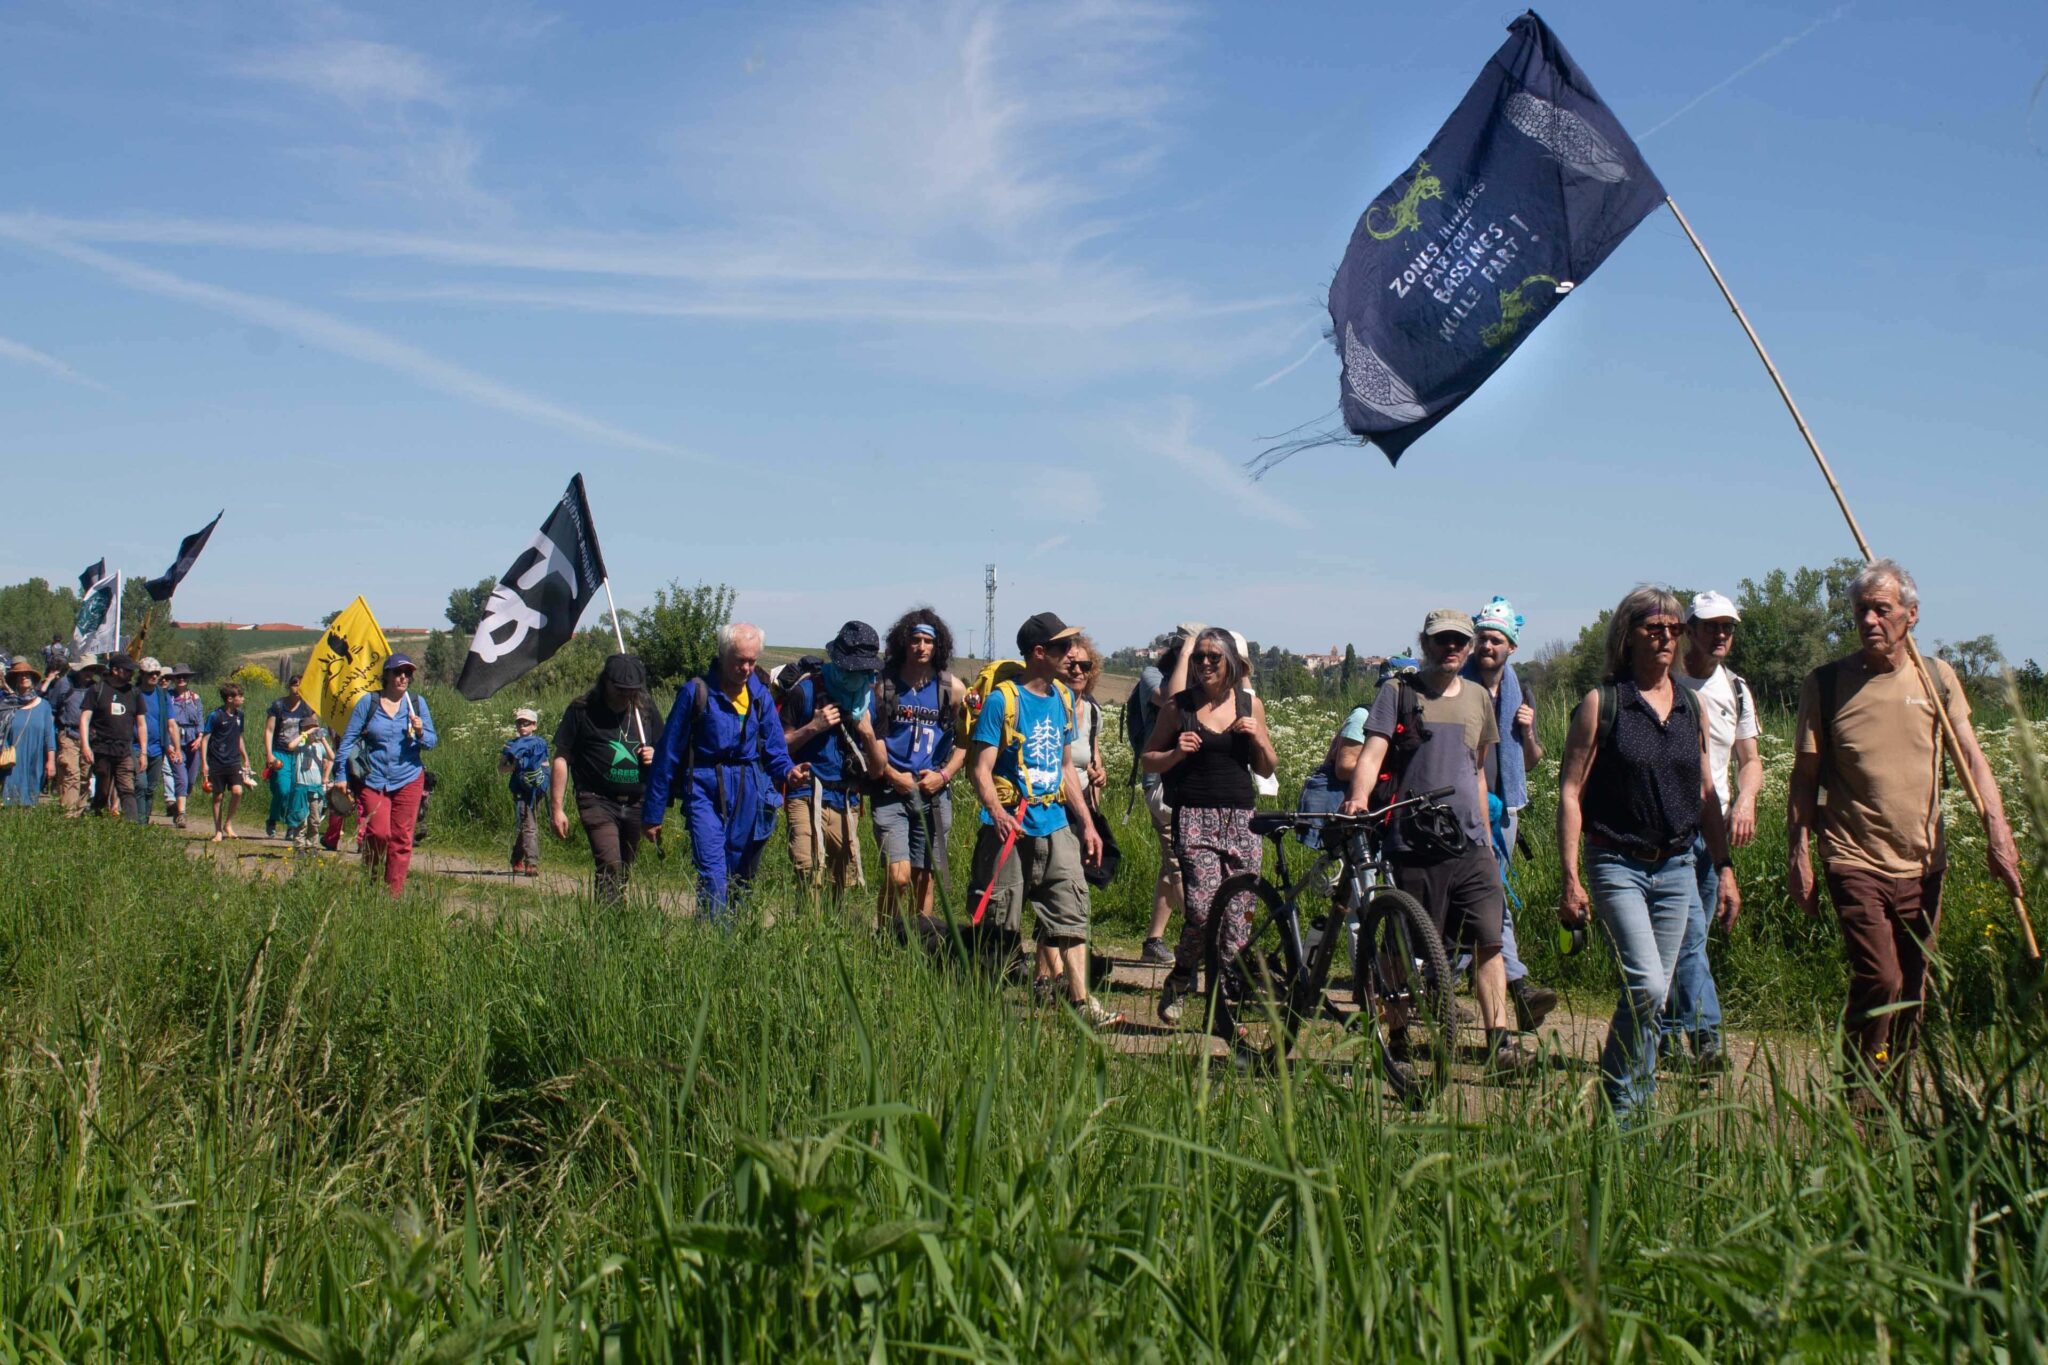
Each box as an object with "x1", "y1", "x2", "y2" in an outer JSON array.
[{"x1": 1255, "y1": 786, "x2": 1458, "y2": 832}]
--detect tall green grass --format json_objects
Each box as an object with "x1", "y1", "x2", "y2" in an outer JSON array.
[{"x1": 3, "y1": 799, "x2": 2046, "y2": 1358}]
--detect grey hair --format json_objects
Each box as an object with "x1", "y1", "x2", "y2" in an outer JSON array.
[
  {"x1": 1602, "y1": 585, "x2": 1684, "y2": 683},
  {"x1": 1849, "y1": 558, "x2": 1918, "y2": 611},
  {"x1": 1193, "y1": 628, "x2": 1250, "y2": 691},
  {"x1": 717, "y1": 621, "x2": 764, "y2": 657}
]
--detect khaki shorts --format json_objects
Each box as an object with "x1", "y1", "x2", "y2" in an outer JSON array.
[
  {"x1": 788, "y1": 795, "x2": 861, "y2": 892},
  {"x1": 969, "y1": 821, "x2": 1090, "y2": 944},
  {"x1": 1145, "y1": 782, "x2": 1183, "y2": 890}
]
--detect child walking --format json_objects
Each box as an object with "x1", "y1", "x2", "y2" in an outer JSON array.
[
  {"x1": 499, "y1": 707, "x2": 550, "y2": 876},
  {"x1": 199, "y1": 683, "x2": 250, "y2": 842}
]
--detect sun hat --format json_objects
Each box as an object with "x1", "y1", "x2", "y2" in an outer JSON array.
[
  {"x1": 167, "y1": 662, "x2": 195, "y2": 678},
  {"x1": 138, "y1": 655, "x2": 164, "y2": 674},
  {"x1": 1421, "y1": 608, "x2": 1475, "y2": 640},
  {"x1": 73, "y1": 652, "x2": 101, "y2": 673},
  {"x1": 1686, "y1": 590, "x2": 1741, "y2": 623},
  {"x1": 7, "y1": 655, "x2": 41, "y2": 682},
  {"x1": 1017, "y1": 612, "x2": 1080, "y2": 655},
  {"x1": 826, "y1": 620, "x2": 883, "y2": 672},
  {"x1": 514, "y1": 707, "x2": 539, "y2": 725},
  {"x1": 1472, "y1": 596, "x2": 1523, "y2": 644}
]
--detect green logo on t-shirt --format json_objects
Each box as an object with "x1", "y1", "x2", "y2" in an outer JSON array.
[{"x1": 605, "y1": 739, "x2": 639, "y2": 784}]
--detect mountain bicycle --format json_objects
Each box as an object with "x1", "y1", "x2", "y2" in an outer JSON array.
[{"x1": 1201, "y1": 789, "x2": 1459, "y2": 1099}]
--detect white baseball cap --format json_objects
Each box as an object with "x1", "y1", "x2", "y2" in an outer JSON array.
[
  {"x1": 1685, "y1": 590, "x2": 1741, "y2": 623},
  {"x1": 138, "y1": 655, "x2": 164, "y2": 673}
]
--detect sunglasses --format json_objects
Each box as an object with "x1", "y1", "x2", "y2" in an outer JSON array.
[
  {"x1": 1428, "y1": 632, "x2": 1472, "y2": 648},
  {"x1": 1190, "y1": 651, "x2": 1225, "y2": 665},
  {"x1": 1636, "y1": 621, "x2": 1683, "y2": 640},
  {"x1": 1696, "y1": 620, "x2": 1737, "y2": 635},
  {"x1": 1064, "y1": 657, "x2": 1096, "y2": 674}
]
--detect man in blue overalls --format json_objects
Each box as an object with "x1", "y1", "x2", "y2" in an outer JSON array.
[{"x1": 643, "y1": 622, "x2": 804, "y2": 921}]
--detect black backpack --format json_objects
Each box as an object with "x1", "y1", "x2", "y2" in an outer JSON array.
[{"x1": 1366, "y1": 679, "x2": 1430, "y2": 814}]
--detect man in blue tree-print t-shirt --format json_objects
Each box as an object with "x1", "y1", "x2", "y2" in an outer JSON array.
[{"x1": 966, "y1": 611, "x2": 1119, "y2": 1031}]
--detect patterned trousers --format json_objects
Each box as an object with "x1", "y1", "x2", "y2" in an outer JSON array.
[{"x1": 1170, "y1": 806, "x2": 1260, "y2": 980}]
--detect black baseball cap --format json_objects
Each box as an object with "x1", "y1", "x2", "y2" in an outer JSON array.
[
  {"x1": 600, "y1": 653, "x2": 648, "y2": 691},
  {"x1": 826, "y1": 620, "x2": 882, "y2": 672},
  {"x1": 1016, "y1": 612, "x2": 1080, "y2": 655},
  {"x1": 106, "y1": 651, "x2": 137, "y2": 673}
]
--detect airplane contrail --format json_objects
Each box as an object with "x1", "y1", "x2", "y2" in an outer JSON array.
[{"x1": 1640, "y1": 4, "x2": 1854, "y2": 141}]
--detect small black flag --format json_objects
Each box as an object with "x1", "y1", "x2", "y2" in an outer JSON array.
[
  {"x1": 145, "y1": 511, "x2": 223, "y2": 601},
  {"x1": 455, "y1": 474, "x2": 609, "y2": 700},
  {"x1": 1325, "y1": 10, "x2": 1665, "y2": 464},
  {"x1": 78, "y1": 558, "x2": 107, "y2": 594}
]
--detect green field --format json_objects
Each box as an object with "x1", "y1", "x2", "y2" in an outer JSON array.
[{"x1": 3, "y1": 675, "x2": 2045, "y2": 1357}]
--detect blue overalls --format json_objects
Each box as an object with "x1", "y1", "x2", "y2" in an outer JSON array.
[{"x1": 642, "y1": 673, "x2": 794, "y2": 919}]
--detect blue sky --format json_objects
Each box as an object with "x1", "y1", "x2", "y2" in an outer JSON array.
[{"x1": 4, "y1": 0, "x2": 2045, "y2": 663}]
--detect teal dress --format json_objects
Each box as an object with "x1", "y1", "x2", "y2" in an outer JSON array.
[{"x1": 3, "y1": 700, "x2": 56, "y2": 806}]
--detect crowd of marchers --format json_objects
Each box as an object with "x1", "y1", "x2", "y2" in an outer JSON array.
[{"x1": 2, "y1": 557, "x2": 2020, "y2": 1120}]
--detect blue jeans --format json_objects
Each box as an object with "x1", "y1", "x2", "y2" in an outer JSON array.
[
  {"x1": 1588, "y1": 847, "x2": 1697, "y2": 1122},
  {"x1": 1658, "y1": 833, "x2": 1724, "y2": 1054},
  {"x1": 1495, "y1": 807, "x2": 1528, "y2": 983}
]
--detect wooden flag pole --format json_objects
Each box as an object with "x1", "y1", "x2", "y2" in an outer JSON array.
[
  {"x1": 599, "y1": 577, "x2": 649, "y2": 747},
  {"x1": 1665, "y1": 194, "x2": 2038, "y2": 959}
]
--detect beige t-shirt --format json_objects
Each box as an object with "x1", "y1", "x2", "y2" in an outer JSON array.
[{"x1": 1797, "y1": 652, "x2": 1964, "y2": 877}]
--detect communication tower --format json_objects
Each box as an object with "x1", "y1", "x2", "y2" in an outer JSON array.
[{"x1": 984, "y1": 564, "x2": 997, "y2": 661}]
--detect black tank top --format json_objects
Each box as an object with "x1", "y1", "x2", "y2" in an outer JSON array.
[
  {"x1": 1585, "y1": 680, "x2": 1703, "y2": 856},
  {"x1": 1163, "y1": 689, "x2": 1256, "y2": 810}
]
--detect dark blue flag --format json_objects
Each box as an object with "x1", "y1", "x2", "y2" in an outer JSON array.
[
  {"x1": 78, "y1": 558, "x2": 106, "y2": 594},
  {"x1": 1327, "y1": 11, "x2": 1664, "y2": 464},
  {"x1": 145, "y1": 511, "x2": 222, "y2": 602}
]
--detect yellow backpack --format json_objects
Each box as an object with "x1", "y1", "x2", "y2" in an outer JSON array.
[{"x1": 962, "y1": 660, "x2": 1074, "y2": 808}]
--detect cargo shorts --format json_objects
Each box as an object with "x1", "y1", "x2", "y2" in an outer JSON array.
[{"x1": 969, "y1": 820, "x2": 1090, "y2": 945}]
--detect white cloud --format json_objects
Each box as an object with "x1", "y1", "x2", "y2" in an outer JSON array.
[
  {"x1": 0, "y1": 219, "x2": 676, "y2": 456},
  {"x1": 233, "y1": 38, "x2": 454, "y2": 110},
  {"x1": 1128, "y1": 398, "x2": 1311, "y2": 530},
  {"x1": 0, "y1": 334, "x2": 108, "y2": 391}
]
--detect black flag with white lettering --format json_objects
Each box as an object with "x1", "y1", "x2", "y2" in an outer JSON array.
[
  {"x1": 1318, "y1": 10, "x2": 1664, "y2": 465},
  {"x1": 455, "y1": 474, "x2": 609, "y2": 700},
  {"x1": 145, "y1": 511, "x2": 223, "y2": 601}
]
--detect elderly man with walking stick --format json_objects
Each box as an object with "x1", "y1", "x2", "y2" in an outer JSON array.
[{"x1": 1787, "y1": 559, "x2": 2025, "y2": 1112}]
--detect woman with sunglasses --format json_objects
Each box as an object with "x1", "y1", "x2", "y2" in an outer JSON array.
[
  {"x1": 336, "y1": 653, "x2": 438, "y2": 898},
  {"x1": 1061, "y1": 634, "x2": 1110, "y2": 797},
  {"x1": 1141, "y1": 628, "x2": 1277, "y2": 1027},
  {"x1": 1556, "y1": 586, "x2": 1741, "y2": 1126}
]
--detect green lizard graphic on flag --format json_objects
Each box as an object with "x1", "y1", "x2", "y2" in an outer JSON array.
[{"x1": 1365, "y1": 159, "x2": 1444, "y2": 240}]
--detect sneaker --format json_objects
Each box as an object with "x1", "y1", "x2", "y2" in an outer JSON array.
[
  {"x1": 1141, "y1": 937, "x2": 1174, "y2": 967},
  {"x1": 1511, "y1": 979, "x2": 1558, "y2": 1033},
  {"x1": 1078, "y1": 996, "x2": 1125, "y2": 1029},
  {"x1": 1158, "y1": 973, "x2": 1190, "y2": 1025},
  {"x1": 1485, "y1": 1036, "x2": 1538, "y2": 1080},
  {"x1": 172, "y1": 813, "x2": 187, "y2": 831}
]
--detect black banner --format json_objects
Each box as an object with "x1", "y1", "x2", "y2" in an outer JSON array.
[
  {"x1": 455, "y1": 474, "x2": 609, "y2": 700},
  {"x1": 144, "y1": 511, "x2": 223, "y2": 601},
  {"x1": 78, "y1": 558, "x2": 106, "y2": 594},
  {"x1": 1327, "y1": 10, "x2": 1665, "y2": 464}
]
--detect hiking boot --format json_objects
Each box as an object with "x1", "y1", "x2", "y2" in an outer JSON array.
[
  {"x1": 1078, "y1": 996, "x2": 1124, "y2": 1030},
  {"x1": 1511, "y1": 978, "x2": 1558, "y2": 1033},
  {"x1": 1485, "y1": 1036, "x2": 1538, "y2": 1080},
  {"x1": 1141, "y1": 937, "x2": 1174, "y2": 967},
  {"x1": 1158, "y1": 972, "x2": 1191, "y2": 1026},
  {"x1": 1693, "y1": 1043, "x2": 1730, "y2": 1077},
  {"x1": 1033, "y1": 974, "x2": 1060, "y2": 1006},
  {"x1": 172, "y1": 813, "x2": 187, "y2": 831}
]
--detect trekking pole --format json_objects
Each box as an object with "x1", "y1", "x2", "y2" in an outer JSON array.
[
  {"x1": 1667, "y1": 194, "x2": 2037, "y2": 961},
  {"x1": 970, "y1": 797, "x2": 1030, "y2": 926}
]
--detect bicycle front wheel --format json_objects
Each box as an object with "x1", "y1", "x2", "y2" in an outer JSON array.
[
  {"x1": 1355, "y1": 888, "x2": 1454, "y2": 1101},
  {"x1": 1202, "y1": 872, "x2": 1307, "y2": 1059}
]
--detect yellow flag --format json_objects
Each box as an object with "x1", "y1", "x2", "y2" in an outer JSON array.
[{"x1": 304, "y1": 596, "x2": 392, "y2": 736}]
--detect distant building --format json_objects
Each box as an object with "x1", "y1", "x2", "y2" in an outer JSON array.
[
  {"x1": 171, "y1": 620, "x2": 254, "y2": 631},
  {"x1": 1302, "y1": 645, "x2": 1345, "y2": 674}
]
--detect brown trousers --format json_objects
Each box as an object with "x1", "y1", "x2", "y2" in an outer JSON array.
[
  {"x1": 1827, "y1": 863, "x2": 1943, "y2": 1086},
  {"x1": 787, "y1": 794, "x2": 861, "y2": 893},
  {"x1": 576, "y1": 789, "x2": 642, "y2": 905},
  {"x1": 55, "y1": 732, "x2": 85, "y2": 815}
]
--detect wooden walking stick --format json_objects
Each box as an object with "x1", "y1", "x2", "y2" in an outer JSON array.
[{"x1": 1666, "y1": 195, "x2": 2037, "y2": 959}]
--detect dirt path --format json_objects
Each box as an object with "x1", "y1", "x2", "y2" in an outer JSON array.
[{"x1": 159, "y1": 815, "x2": 1823, "y2": 1107}]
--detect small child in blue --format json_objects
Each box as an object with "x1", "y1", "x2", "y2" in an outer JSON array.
[{"x1": 498, "y1": 708, "x2": 551, "y2": 876}]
